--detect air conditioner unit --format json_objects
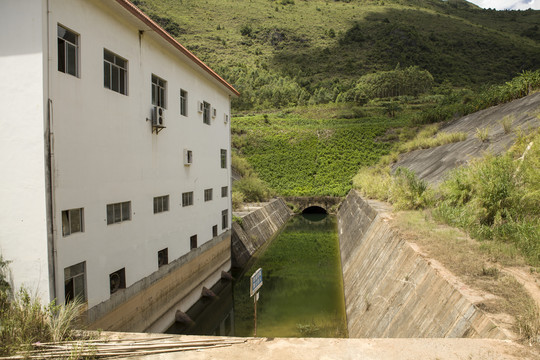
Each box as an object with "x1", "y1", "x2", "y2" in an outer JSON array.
[
  {"x1": 184, "y1": 149, "x2": 193, "y2": 165},
  {"x1": 224, "y1": 114, "x2": 229, "y2": 124},
  {"x1": 152, "y1": 106, "x2": 165, "y2": 127},
  {"x1": 212, "y1": 107, "x2": 217, "y2": 118},
  {"x1": 197, "y1": 101, "x2": 204, "y2": 113}
]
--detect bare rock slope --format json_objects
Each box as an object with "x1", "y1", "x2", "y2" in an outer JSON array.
[{"x1": 393, "y1": 92, "x2": 540, "y2": 185}]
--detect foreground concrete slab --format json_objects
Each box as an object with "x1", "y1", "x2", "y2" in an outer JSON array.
[{"x1": 103, "y1": 333, "x2": 539, "y2": 360}]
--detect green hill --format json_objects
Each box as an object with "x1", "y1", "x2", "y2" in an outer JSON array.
[{"x1": 133, "y1": 0, "x2": 540, "y2": 109}]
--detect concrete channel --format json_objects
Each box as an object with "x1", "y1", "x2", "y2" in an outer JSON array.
[{"x1": 107, "y1": 193, "x2": 538, "y2": 358}]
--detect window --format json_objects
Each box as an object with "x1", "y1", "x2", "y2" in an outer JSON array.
[
  {"x1": 104, "y1": 49, "x2": 127, "y2": 95},
  {"x1": 203, "y1": 101, "x2": 211, "y2": 125},
  {"x1": 182, "y1": 192, "x2": 193, "y2": 207},
  {"x1": 221, "y1": 186, "x2": 228, "y2": 198},
  {"x1": 221, "y1": 149, "x2": 227, "y2": 169},
  {"x1": 212, "y1": 225, "x2": 218, "y2": 237},
  {"x1": 109, "y1": 268, "x2": 126, "y2": 295},
  {"x1": 64, "y1": 262, "x2": 86, "y2": 304},
  {"x1": 222, "y1": 209, "x2": 229, "y2": 230},
  {"x1": 158, "y1": 248, "x2": 168, "y2": 268},
  {"x1": 57, "y1": 24, "x2": 79, "y2": 77},
  {"x1": 106, "y1": 201, "x2": 131, "y2": 225},
  {"x1": 184, "y1": 149, "x2": 193, "y2": 165},
  {"x1": 180, "y1": 89, "x2": 188, "y2": 116},
  {"x1": 190, "y1": 235, "x2": 198, "y2": 250},
  {"x1": 153, "y1": 195, "x2": 169, "y2": 213},
  {"x1": 62, "y1": 208, "x2": 83, "y2": 236},
  {"x1": 151, "y1": 74, "x2": 166, "y2": 108},
  {"x1": 204, "y1": 188, "x2": 213, "y2": 202}
]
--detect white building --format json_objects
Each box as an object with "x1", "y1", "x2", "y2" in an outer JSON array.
[{"x1": 0, "y1": 0, "x2": 238, "y2": 332}]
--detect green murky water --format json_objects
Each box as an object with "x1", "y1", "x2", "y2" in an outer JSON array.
[{"x1": 233, "y1": 213, "x2": 348, "y2": 338}]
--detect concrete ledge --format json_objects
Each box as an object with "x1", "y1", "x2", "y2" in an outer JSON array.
[
  {"x1": 87, "y1": 231, "x2": 231, "y2": 332},
  {"x1": 98, "y1": 332, "x2": 538, "y2": 359},
  {"x1": 338, "y1": 190, "x2": 508, "y2": 339}
]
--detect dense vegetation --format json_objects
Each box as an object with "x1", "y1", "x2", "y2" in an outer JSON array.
[
  {"x1": 133, "y1": 0, "x2": 540, "y2": 110},
  {"x1": 232, "y1": 110, "x2": 402, "y2": 196}
]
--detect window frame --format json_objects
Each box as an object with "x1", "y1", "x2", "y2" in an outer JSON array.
[
  {"x1": 182, "y1": 192, "x2": 194, "y2": 207},
  {"x1": 103, "y1": 49, "x2": 128, "y2": 95},
  {"x1": 204, "y1": 188, "x2": 213, "y2": 202},
  {"x1": 180, "y1": 89, "x2": 188, "y2": 116},
  {"x1": 190, "y1": 235, "x2": 198, "y2": 250},
  {"x1": 151, "y1": 74, "x2": 167, "y2": 108},
  {"x1": 222, "y1": 209, "x2": 229, "y2": 230},
  {"x1": 106, "y1": 201, "x2": 131, "y2": 225},
  {"x1": 57, "y1": 24, "x2": 79, "y2": 77},
  {"x1": 158, "y1": 248, "x2": 169, "y2": 268},
  {"x1": 61, "y1": 208, "x2": 84, "y2": 237},
  {"x1": 221, "y1": 186, "x2": 228, "y2": 198},
  {"x1": 220, "y1": 149, "x2": 227, "y2": 169},
  {"x1": 203, "y1": 101, "x2": 211, "y2": 125},
  {"x1": 64, "y1": 262, "x2": 86, "y2": 304},
  {"x1": 153, "y1": 195, "x2": 169, "y2": 214}
]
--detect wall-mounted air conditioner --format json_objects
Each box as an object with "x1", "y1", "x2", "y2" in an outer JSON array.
[
  {"x1": 152, "y1": 106, "x2": 165, "y2": 127},
  {"x1": 212, "y1": 107, "x2": 217, "y2": 118},
  {"x1": 184, "y1": 149, "x2": 193, "y2": 166},
  {"x1": 197, "y1": 101, "x2": 204, "y2": 113},
  {"x1": 224, "y1": 114, "x2": 229, "y2": 124}
]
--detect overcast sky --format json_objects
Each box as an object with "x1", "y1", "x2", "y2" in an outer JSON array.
[{"x1": 467, "y1": 0, "x2": 540, "y2": 10}]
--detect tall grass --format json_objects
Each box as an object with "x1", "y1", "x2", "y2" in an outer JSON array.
[
  {"x1": 0, "y1": 259, "x2": 86, "y2": 357},
  {"x1": 434, "y1": 131, "x2": 540, "y2": 265}
]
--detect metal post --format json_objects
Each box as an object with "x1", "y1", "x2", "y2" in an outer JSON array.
[{"x1": 254, "y1": 292, "x2": 258, "y2": 337}]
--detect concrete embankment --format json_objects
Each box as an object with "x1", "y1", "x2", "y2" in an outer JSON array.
[
  {"x1": 338, "y1": 190, "x2": 508, "y2": 339},
  {"x1": 231, "y1": 198, "x2": 291, "y2": 268}
]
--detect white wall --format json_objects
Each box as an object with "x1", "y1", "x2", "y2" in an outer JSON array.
[
  {"x1": 48, "y1": 0, "x2": 232, "y2": 308},
  {"x1": 0, "y1": 0, "x2": 52, "y2": 302}
]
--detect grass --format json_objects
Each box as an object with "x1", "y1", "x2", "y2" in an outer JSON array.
[
  {"x1": 392, "y1": 210, "x2": 540, "y2": 342},
  {"x1": 0, "y1": 258, "x2": 87, "y2": 358}
]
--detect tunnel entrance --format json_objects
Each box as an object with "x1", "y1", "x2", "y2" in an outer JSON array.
[{"x1": 302, "y1": 206, "x2": 328, "y2": 214}]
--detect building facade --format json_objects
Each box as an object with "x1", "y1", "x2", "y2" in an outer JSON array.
[{"x1": 0, "y1": 0, "x2": 238, "y2": 332}]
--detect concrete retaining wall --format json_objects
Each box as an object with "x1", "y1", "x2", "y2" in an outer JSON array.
[
  {"x1": 87, "y1": 231, "x2": 231, "y2": 332},
  {"x1": 231, "y1": 198, "x2": 291, "y2": 268},
  {"x1": 338, "y1": 190, "x2": 507, "y2": 339}
]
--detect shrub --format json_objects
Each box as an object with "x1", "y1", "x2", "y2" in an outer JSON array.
[
  {"x1": 389, "y1": 167, "x2": 433, "y2": 210},
  {"x1": 233, "y1": 176, "x2": 273, "y2": 202},
  {"x1": 232, "y1": 190, "x2": 245, "y2": 210},
  {"x1": 500, "y1": 115, "x2": 514, "y2": 134}
]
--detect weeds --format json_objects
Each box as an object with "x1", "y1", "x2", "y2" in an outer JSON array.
[
  {"x1": 0, "y1": 259, "x2": 86, "y2": 357},
  {"x1": 500, "y1": 115, "x2": 514, "y2": 134},
  {"x1": 475, "y1": 127, "x2": 490, "y2": 142}
]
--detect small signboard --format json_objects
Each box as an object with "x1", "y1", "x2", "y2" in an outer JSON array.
[{"x1": 250, "y1": 268, "x2": 263, "y2": 297}]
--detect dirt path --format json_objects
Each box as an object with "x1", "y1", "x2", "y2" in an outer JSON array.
[{"x1": 503, "y1": 267, "x2": 540, "y2": 311}]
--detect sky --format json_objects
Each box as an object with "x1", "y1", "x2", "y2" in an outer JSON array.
[{"x1": 467, "y1": 0, "x2": 540, "y2": 10}]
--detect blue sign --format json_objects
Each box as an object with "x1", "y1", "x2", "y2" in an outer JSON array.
[{"x1": 250, "y1": 268, "x2": 263, "y2": 297}]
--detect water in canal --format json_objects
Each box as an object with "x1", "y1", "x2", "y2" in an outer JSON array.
[{"x1": 166, "y1": 213, "x2": 347, "y2": 338}]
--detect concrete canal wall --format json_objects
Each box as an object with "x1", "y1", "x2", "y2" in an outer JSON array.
[
  {"x1": 231, "y1": 198, "x2": 291, "y2": 268},
  {"x1": 338, "y1": 190, "x2": 507, "y2": 339}
]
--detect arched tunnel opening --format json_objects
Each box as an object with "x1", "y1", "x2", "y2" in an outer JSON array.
[{"x1": 302, "y1": 206, "x2": 328, "y2": 214}]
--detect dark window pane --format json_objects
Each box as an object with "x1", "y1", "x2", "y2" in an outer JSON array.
[
  {"x1": 70, "y1": 209, "x2": 81, "y2": 233},
  {"x1": 67, "y1": 43, "x2": 76, "y2": 76},
  {"x1": 104, "y1": 62, "x2": 110, "y2": 89},
  {"x1": 107, "y1": 204, "x2": 113, "y2": 225},
  {"x1": 112, "y1": 66, "x2": 119, "y2": 91},
  {"x1": 114, "y1": 203, "x2": 122, "y2": 223},
  {"x1": 104, "y1": 50, "x2": 114, "y2": 63},
  {"x1": 120, "y1": 70, "x2": 126, "y2": 94},
  {"x1": 122, "y1": 202, "x2": 130, "y2": 221},
  {"x1": 58, "y1": 39, "x2": 65, "y2": 72}
]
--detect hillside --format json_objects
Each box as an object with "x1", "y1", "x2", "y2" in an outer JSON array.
[{"x1": 132, "y1": 0, "x2": 540, "y2": 109}]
